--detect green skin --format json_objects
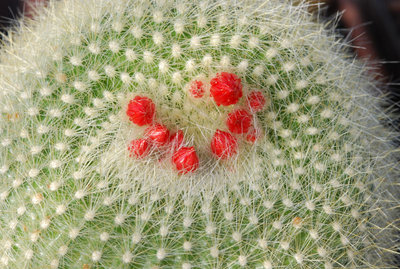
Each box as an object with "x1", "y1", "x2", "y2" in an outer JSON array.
[{"x1": 0, "y1": 1, "x2": 382, "y2": 268}]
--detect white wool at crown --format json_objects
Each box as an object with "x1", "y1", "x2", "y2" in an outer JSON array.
[{"x1": 0, "y1": 0, "x2": 399, "y2": 268}]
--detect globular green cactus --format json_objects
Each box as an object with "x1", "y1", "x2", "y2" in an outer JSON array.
[{"x1": 0, "y1": 0, "x2": 399, "y2": 268}]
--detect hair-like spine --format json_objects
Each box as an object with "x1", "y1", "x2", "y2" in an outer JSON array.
[{"x1": 0, "y1": 0, "x2": 398, "y2": 268}]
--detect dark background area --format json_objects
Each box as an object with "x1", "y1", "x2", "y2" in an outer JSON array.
[
  {"x1": 324, "y1": 0, "x2": 400, "y2": 119},
  {"x1": 0, "y1": 0, "x2": 21, "y2": 35}
]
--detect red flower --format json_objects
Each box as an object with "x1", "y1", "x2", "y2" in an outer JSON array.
[
  {"x1": 211, "y1": 129, "x2": 238, "y2": 159},
  {"x1": 190, "y1": 80, "x2": 205, "y2": 98},
  {"x1": 246, "y1": 91, "x2": 266, "y2": 112},
  {"x1": 128, "y1": 138, "x2": 150, "y2": 158},
  {"x1": 226, "y1": 109, "x2": 253, "y2": 134},
  {"x1": 210, "y1": 72, "x2": 243, "y2": 106},
  {"x1": 169, "y1": 130, "x2": 184, "y2": 151},
  {"x1": 126, "y1": 96, "x2": 155, "y2": 126},
  {"x1": 172, "y1": 146, "x2": 200, "y2": 174},
  {"x1": 246, "y1": 127, "x2": 261, "y2": 143},
  {"x1": 145, "y1": 124, "x2": 170, "y2": 146}
]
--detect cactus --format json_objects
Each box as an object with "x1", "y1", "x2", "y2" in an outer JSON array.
[{"x1": 0, "y1": 0, "x2": 398, "y2": 268}]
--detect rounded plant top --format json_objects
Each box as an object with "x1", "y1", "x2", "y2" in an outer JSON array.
[{"x1": 0, "y1": 0, "x2": 396, "y2": 268}]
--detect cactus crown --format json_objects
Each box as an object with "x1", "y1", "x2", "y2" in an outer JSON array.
[{"x1": 0, "y1": 0, "x2": 399, "y2": 268}]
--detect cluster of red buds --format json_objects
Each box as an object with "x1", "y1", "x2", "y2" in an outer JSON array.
[
  {"x1": 208, "y1": 72, "x2": 267, "y2": 159},
  {"x1": 125, "y1": 72, "x2": 267, "y2": 175},
  {"x1": 126, "y1": 96, "x2": 199, "y2": 175}
]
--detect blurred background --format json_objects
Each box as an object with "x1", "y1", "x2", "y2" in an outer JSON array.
[
  {"x1": 320, "y1": 0, "x2": 400, "y2": 115},
  {"x1": 4, "y1": 0, "x2": 398, "y2": 129}
]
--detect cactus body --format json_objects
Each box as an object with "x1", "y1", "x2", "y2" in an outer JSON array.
[{"x1": 0, "y1": 0, "x2": 398, "y2": 268}]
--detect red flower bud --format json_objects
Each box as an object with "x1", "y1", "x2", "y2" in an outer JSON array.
[
  {"x1": 246, "y1": 91, "x2": 266, "y2": 112},
  {"x1": 169, "y1": 130, "x2": 184, "y2": 151},
  {"x1": 145, "y1": 124, "x2": 170, "y2": 146},
  {"x1": 226, "y1": 109, "x2": 253, "y2": 134},
  {"x1": 211, "y1": 129, "x2": 238, "y2": 159},
  {"x1": 246, "y1": 127, "x2": 262, "y2": 143},
  {"x1": 190, "y1": 80, "x2": 205, "y2": 98},
  {"x1": 126, "y1": 96, "x2": 155, "y2": 126},
  {"x1": 172, "y1": 146, "x2": 200, "y2": 174},
  {"x1": 128, "y1": 138, "x2": 150, "y2": 158},
  {"x1": 210, "y1": 72, "x2": 243, "y2": 106}
]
